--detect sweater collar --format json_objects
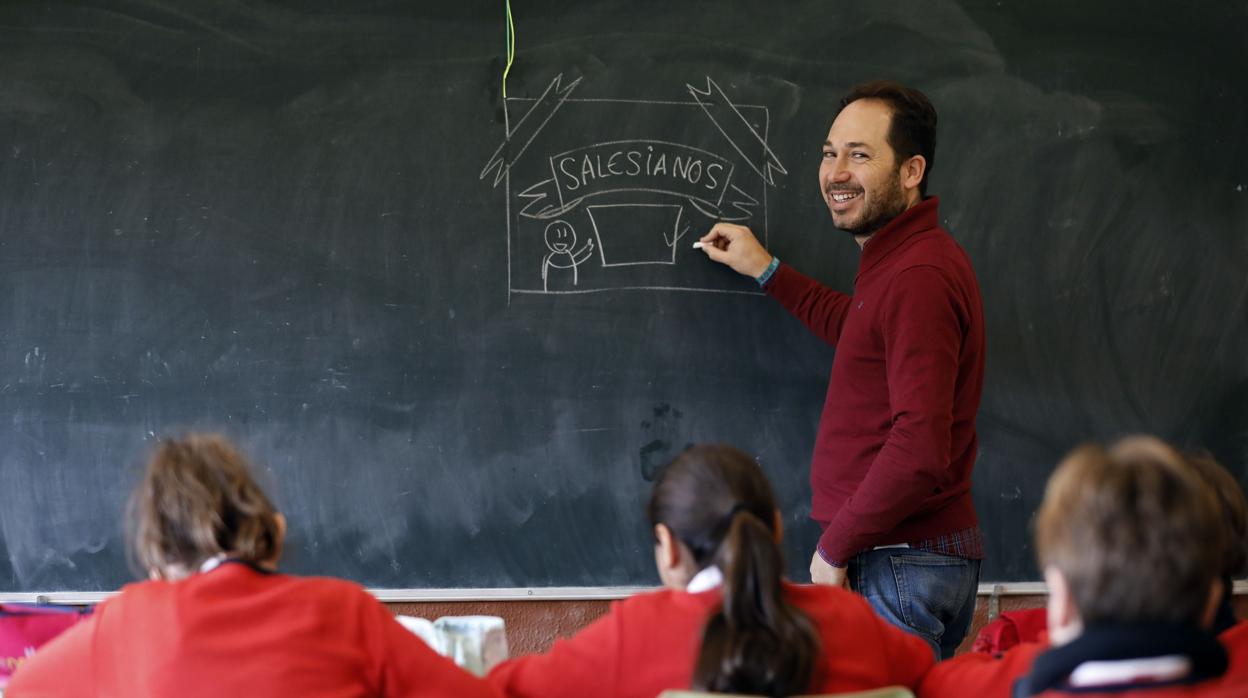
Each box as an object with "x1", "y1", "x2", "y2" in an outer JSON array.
[
  {"x1": 856, "y1": 196, "x2": 941, "y2": 279},
  {"x1": 1013, "y1": 622, "x2": 1227, "y2": 697}
]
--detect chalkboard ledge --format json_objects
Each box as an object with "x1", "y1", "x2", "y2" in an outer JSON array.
[{"x1": 6, "y1": 582, "x2": 1248, "y2": 605}]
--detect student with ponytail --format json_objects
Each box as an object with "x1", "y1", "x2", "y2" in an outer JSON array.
[
  {"x1": 7, "y1": 434, "x2": 498, "y2": 698},
  {"x1": 487, "y1": 444, "x2": 933, "y2": 698}
]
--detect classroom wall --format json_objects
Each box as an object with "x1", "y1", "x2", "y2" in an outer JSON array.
[
  {"x1": 387, "y1": 593, "x2": 1248, "y2": 657},
  {"x1": 387, "y1": 599, "x2": 612, "y2": 657},
  {"x1": 385, "y1": 596, "x2": 1021, "y2": 657}
]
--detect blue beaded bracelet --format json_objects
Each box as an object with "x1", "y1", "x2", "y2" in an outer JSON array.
[{"x1": 756, "y1": 256, "x2": 780, "y2": 286}]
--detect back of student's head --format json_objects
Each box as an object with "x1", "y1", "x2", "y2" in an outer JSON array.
[
  {"x1": 129, "y1": 434, "x2": 283, "y2": 580},
  {"x1": 1036, "y1": 435, "x2": 1225, "y2": 627},
  {"x1": 1186, "y1": 451, "x2": 1248, "y2": 581},
  {"x1": 647, "y1": 444, "x2": 820, "y2": 696}
]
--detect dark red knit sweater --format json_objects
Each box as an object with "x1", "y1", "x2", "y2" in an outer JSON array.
[{"x1": 766, "y1": 197, "x2": 985, "y2": 564}]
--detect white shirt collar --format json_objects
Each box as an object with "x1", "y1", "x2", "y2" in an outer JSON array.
[
  {"x1": 686, "y1": 565, "x2": 723, "y2": 593},
  {"x1": 198, "y1": 554, "x2": 228, "y2": 574},
  {"x1": 1068, "y1": 655, "x2": 1192, "y2": 687}
]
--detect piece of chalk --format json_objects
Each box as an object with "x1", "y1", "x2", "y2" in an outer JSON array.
[{"x1": 692, "y1": 242, "x2": 706, "y2": 249}]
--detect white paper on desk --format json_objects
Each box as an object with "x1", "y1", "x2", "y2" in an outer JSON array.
[
  {"x1": 435, "y1": 615, "x2": 508, "y2": 676},
  {"x1": 396, "y1": 614, "x2": 508, "y2": 675},
  {"x1": 396, "y1": 615, "x2": 441, "y2": 653}
]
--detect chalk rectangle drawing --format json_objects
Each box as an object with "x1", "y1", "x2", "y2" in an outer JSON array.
[{"x1": 587, "y1": 204, "x2": 683, "y2": 267}]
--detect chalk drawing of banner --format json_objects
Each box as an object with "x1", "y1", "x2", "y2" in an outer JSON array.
[
  {"x1": 521, "y1": 140, "x2": 744, "y2": 222},
  {"x1": 481, "y1": 75, "x2": 787, "y2": 298}
]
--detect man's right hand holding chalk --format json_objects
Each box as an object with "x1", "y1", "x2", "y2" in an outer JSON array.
[{"x1": 698, "y1": 223, "x2": 774, "y2": 280}]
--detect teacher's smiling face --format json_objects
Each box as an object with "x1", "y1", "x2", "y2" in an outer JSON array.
[{"x1": 819, "y1": 98, "x2": 924, "y2": 241}]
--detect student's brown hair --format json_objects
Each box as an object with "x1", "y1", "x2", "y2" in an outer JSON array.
[
  {"x1": 1186, "y1": 451, "x2": 1248, "y2": 579},
  {"x1": 648, "y1": 445, "x2": 820, "y2": 697},
  {"x1": 838, "y1": 80, "x2": 938, "y2": 195},
  {"x1": 128, "y1": 435, "x2": 283, "y2": 579},
  {"x1": 1036, "y1": 436, "x2": 1225, "y2": 626}
]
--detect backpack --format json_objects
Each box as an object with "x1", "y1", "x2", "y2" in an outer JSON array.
[{"x1": 0, "y1": 603, "x2": 93, "y2": 688}]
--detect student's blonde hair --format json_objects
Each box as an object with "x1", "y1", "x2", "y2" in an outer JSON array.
[
  {"x1": 1036, "y1": 435, "x2": 1225, "y2": 625},
  {"x1": 128, "y1": 435, "x2": 282, "y2": 579}
]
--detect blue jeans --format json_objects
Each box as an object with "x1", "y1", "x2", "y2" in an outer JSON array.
[{"x1": 849, "y1": 548, "x2": 981, "y2": 660}]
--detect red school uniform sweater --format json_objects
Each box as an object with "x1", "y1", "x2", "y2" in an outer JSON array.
[
  {"x1": 1222, "y1": 620, "x2": 1248, "y2": 680},
  {"x1": 486, "y1": 582, "x2": 934, "y2": 698},
  {"x1": 766, "y1": 197, "x2": 986, "y2": 563},
  {"x1": 5, "y1": 561, "x2": 498, "y2": 698},
  {"x1": 919, "y1": 622, "x2": 1248, "y2": 698},
  {"x1": 918, "y1": 641, "x2": 1047, "y2": 698}
]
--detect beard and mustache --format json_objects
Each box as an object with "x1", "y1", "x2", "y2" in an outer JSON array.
[{"x1": 825, "y1": 169, "x2": 911, "y2": 239}]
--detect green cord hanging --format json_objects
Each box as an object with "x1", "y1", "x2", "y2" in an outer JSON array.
[{"x1": 502, "y1": 0, "x2": 515, "y2": 99}]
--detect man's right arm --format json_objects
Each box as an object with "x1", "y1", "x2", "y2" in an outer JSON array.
[
  {"x1": 764, "y1": 262, "x2": 853, "y2": 345},
  {"x1": 699, "y1": 223, "x2": 852, "y2": 345}
]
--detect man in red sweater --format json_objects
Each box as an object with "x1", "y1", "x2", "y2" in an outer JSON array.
[{"x1": 699, "y1": 81, "x2": 985, "y2": 658}]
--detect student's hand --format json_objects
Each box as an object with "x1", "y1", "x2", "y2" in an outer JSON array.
[
  {"x1": 698, "y1": 223, "x2": 773, "y2": 278},
  {"x1": 810, "y1": 551, "x2": 849, "y2": 589}
]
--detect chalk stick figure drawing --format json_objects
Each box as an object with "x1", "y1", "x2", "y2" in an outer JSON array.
[{"x1": 542, "y1": 220, "x2": 594, "y2": 291}]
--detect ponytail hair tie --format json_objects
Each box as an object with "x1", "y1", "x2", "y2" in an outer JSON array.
[{"x1": 719, "y1": 502, "x2": 751, "y2": 531}]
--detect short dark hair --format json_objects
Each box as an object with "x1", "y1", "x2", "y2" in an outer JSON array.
[{"x1": 838, "y1": 81, "x2": 938, "y2": 195}]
